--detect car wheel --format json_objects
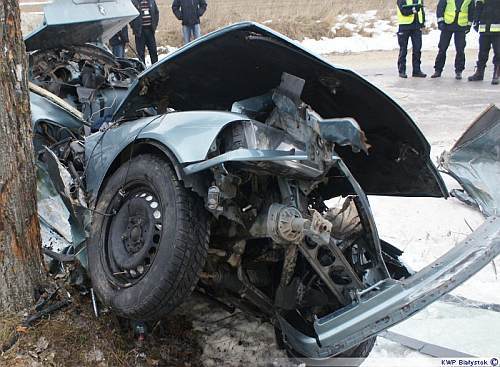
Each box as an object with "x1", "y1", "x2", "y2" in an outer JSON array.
[{"x1": 88, "y1": 154, "x2": 209, "y2": 320}]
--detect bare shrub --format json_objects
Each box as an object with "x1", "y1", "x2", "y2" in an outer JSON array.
[
  {"x1": 358, "y1": 28, "x2": 374, "y2": 38},
  {"x1": 334, "y1": 26, "x2": 354, "y2": 38}
]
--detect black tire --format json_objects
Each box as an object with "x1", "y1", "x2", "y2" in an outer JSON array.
[
  {"x1": 88, "y1": 154, "x2": 209, "y2": 320},
  {"x1": 275, "y1": 327, "x2": 375, "y2": 367},
  {"x1": 337, "y1": 337, "x2": 376, "y2": 365}
]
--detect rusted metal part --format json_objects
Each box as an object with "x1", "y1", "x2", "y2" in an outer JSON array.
[{"x1": 278, "y1": 244, "x2": 298, "y2": 289}]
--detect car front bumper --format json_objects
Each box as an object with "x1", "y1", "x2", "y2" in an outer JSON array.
[{"x1": 278, "y1": 216, "x2": 500, "y2": 358}]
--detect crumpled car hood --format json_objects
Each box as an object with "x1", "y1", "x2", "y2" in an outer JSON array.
[
  {"x1": 441, "y1": 105, "x2": 500, "y2": 216},
  {"x1": 115, "y1": 22, "x2": 447, "y2": 197},
  {"x1": 24, "y1": 0, "x2": 138, "y2": 52}
]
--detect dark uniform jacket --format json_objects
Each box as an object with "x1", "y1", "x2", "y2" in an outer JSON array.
[
  {"x1": 109, "y1": 26, "x2": 129, "y2": 46},
  {"x1": 397, "y1": 0, "x2": 426, "y2": 31},
  {"x1": 475, "y1": 0, "x2": 500, "y2": 34},
  {"x1": 172, "y1": 0, "x2": 207, "y2": 26},
  {"x1": 130, "y1": 0, "x2": 160, "y2": 36},
  {"x1": 437, "y1": 0, "x2": 475, "y2": 31}
]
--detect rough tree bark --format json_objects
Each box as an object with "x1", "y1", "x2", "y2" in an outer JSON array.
[{"x1": 0, "y1": 0, "x2": 44, "y2": 312}]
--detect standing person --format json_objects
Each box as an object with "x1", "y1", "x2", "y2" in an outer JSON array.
[
  {"x1": 397, "y1": 0, "x2": 427, "y2": 78},
  {"x1": 109, "y1": 26, "x2": 129, "y2": 58},
  {"x1": 131, "y1": 0, "x2": 159, "y2": 65},
  {"x1": 172, "y1": 0, "x2": 208, "y2": 45},
  {"x1": 468, "y1": 0, "x2": 500, "y2": 84},
  {"x1": 431, "y1": 0, "x2": 474, "y2": 80}
]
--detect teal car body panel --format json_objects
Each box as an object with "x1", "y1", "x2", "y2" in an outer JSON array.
[{"x1": 84, "y1": 111, "x2": 248, "y2": 202}]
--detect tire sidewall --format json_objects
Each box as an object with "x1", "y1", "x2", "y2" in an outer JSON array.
[{"x1": 88, "y1": 155, "x2": 183, "y2": 319}]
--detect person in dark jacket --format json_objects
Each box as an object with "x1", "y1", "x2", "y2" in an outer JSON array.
[
  {"x1": 431, "y1": 0, "x2": 474, "y2": 80},
  {"x1": 131, "y1": 0, "x2": 159, "y2": 64},
  {"x1": 468, "y1": 0, "x2": 500, "y2": 84},
  {"x1": 397, "y1": 0, "x2": 427, "y2": 78},
  {"x1": 172, "y1": 0, "x2": 207, "y2": 44},
  {"x1": 109, "y1": 26, "x2": 129, "y2": 58}
]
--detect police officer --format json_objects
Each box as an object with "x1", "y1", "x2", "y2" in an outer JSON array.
[
  {"x1": 431, "y1": 0, "x2": 474, "y2": 80},
  {"x1": 468, "y1": 0, "x2": 500, "y2": 84},
  {"x1": 397, "y1": 0, "x2": 427, "y2": 78}
]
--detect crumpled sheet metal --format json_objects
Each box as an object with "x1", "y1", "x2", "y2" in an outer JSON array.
[
  {"x1": 442, "y1": 105, "x2": 500, "y2": 216},
  {"x1": 24, "y1": 0, "x2": 138, "y2": 52}
]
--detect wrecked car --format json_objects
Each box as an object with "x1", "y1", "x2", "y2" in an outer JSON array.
[
  {"x1": 27, "y1": 0, "x2": 500, "y2": 362},
  {"x1": 26, "y1": 0, "x2": 143, "y2": 128}
]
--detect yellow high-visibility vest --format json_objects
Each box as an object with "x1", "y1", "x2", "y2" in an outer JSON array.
[
  {"x1": 397, "y1": 0, "x2": 424, "y2": 25},
  {"x1": 443, "y1": 0, "x2": 473, "y2": 27},
  {"x1": 479, "y1": 24, "x2": 500, "y2": 32}
]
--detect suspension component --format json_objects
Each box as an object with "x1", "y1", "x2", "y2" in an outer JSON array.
[
  {"x1": 207, "y1": 185, "x2": 222, "y2": 211},
  {"x1": 267, "y1": 204, "x2": 309, "y2": 244},
  {"x1": 299, "y1": 238, "x2": 363, "y2": 305}
]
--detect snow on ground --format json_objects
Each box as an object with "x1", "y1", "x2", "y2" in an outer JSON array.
[
  {"x1": 366, "y1": 338, "x2": 434, "y2": 362},
  {"x1": 366, "y1": 190, "x2": 499, "y2": 357},
  {"x1": 182, "y1": 298, "x2": 289, "y2": 366},
  {"x1": 135, "y1": 46, "x2": 177, "y2": 67},
  {"x1": 390, "y1": 302, "x2": 500, "y2": 356},
  {"x1": 300, "y1": 10, "x2": 479, "y2": 55}
]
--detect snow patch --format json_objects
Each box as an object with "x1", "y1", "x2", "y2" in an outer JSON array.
[{"x1": 300, "y1": 11, "x2": 479, "y2": 55}]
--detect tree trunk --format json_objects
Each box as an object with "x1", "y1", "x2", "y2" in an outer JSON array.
[{"x1": 0, "y1": 0, "x2": 44, "y2": 312}]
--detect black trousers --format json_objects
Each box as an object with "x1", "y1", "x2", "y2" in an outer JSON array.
[
  {"x1": 434, "y1": 30, "x2": 466, "y2": 73},
  {"x1": 135, "y1": 26, "x2": 158, "y2": 65},
  {"x1": 397, "y1": 29, "x2": 423, "y2": 74},
  {"x1": 476, "y1": 33, "x2": 500, "y2": 69}
]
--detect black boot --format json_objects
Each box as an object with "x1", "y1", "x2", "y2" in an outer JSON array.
[
  {"x1": 431, "y1": 70, "x2": 442, "y2": 78},
  {"x1": 468, "y1": 66, "x2": 485, "y2": 81},
  {"x1": 399, "y1": 70, "x2": 408, "y2": 78},
  {"x1": 455, "y1": 72, "x2": 462, "y2": 80},
  {"x1": 412, "y1": 70, "x2": 427, "y2": 78},
  {"x1": 492, "y1": 65, "x2": 500, "y2": 85}
]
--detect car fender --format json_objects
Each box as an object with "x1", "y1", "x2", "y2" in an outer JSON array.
[{"x1": 84, "y1": 110, "x2": 248, "y2": 204}]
